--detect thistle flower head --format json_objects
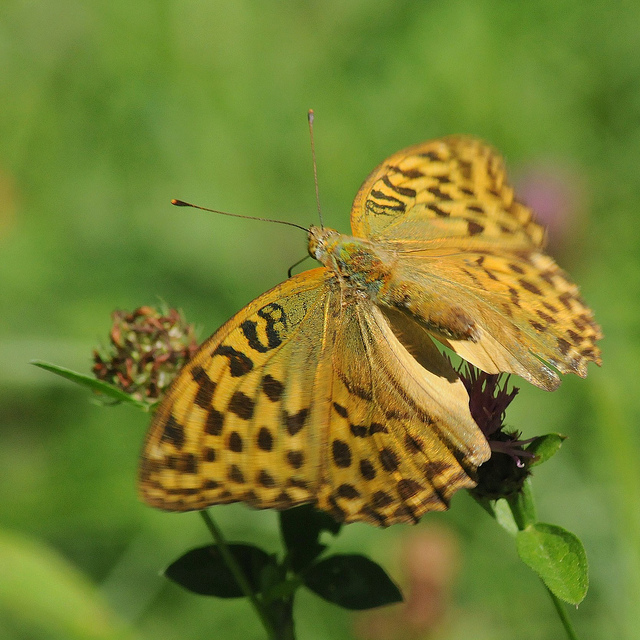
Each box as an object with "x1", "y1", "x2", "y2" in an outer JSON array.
[{"x1": 457, "y1": 364, "x2": 535, "y2": 499}]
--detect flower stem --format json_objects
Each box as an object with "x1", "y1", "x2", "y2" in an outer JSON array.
[
  {"x1": 199, "y1": 510, "x2": 277, "y2": 639},
  {"x1": 546, "y1": 585, "x2": 580, "y2": 640}
]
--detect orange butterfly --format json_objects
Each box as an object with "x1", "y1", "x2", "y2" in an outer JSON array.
[{"x1": 139, "y1": 136, "x2": 601, "y2": 526}]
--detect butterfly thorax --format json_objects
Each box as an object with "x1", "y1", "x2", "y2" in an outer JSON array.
[{"x1": 308, "y1": 225, "x2": 393, "y2": 297}]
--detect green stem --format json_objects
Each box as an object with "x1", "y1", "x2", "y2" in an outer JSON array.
[
  {"x1": 505, "y1": 488, "x2": 581, "y2": 640},
  {"x1": 199, "y1": 510, "x2": 277, "y2": 639},
  {"x1": 546, "y1": 585, "x2": 579, "y2": 640}
]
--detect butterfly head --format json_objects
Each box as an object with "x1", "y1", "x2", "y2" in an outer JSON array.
[{"x1": 307, "y1": 225, "x2": 342, "y2": 263}]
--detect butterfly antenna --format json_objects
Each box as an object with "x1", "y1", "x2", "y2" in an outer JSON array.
[
  {"x1": 171, "y1": 199, "x2": 309, "y2": 233},
  {"x1": 308, "y1": 109, "x2": 324, "y2": 228}
]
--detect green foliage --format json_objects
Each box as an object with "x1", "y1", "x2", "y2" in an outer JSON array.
[
  {"x1": 303, "y1": 555, "x2": 402, "y2": 611},
  {"x1": 0, "y1": 529, "x2": 134, "y2": 640},
  {"x1": 165, "y1": 544, "x2": 275, "y2": 599},
  {"x1": 475, "y1": 478, "x2": 588, "y2": 625},
  {"x1": 31, "y1": 361, "x2": 151, "y2": 410},
  {"x1": 164, "y1": 506, "x2": 400, "y2": 636},
  {"x1": 517, "y1": 524, "x2": 588, "y2": 605},
  {"x1": 280, "y1": 504, "x2": 342, "y2": 572},
  {"x1": 526, "y1": 433, "x2": 567, "y2": 468}
]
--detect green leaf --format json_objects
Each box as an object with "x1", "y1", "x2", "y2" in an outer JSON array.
[
  {"x1": 516, "y1": 523, "x2": 588, "y2": 604},
  {"x1": 304, "y1": 554, "x2": 402, "y2": 610},
  {"x1": 526, "y1": 433, "x2": 567, "y2": 467},
  {"x1": 279, "y1": 504, "x2": 341, "y2": 572},
  {"x1": 165, "y1": 544, "x2": 274, "y2": 598},
  {"x1": 31, "y1": 360, "x2": 150, "y2": 410}
]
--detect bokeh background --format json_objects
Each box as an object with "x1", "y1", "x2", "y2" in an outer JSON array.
[{"x1": 2, "y1": 2, "x2": 639, "y2": 639}]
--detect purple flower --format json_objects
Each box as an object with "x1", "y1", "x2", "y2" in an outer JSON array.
[{"x1": 457, "y1": 364, "x2": 535, "y2": 499}]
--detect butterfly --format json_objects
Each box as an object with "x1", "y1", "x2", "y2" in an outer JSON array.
[{"x1": 138, "y1": 136, "x2": 602, "y2": 526}]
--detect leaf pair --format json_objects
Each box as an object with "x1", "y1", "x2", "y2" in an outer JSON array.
[{"x1": 165, "y1": 505, "x2": 402, "y2": 611}]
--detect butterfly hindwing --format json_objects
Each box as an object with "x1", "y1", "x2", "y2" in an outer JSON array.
[{"x1": 317, "y1": 301, "x2": 489, "y2": 525}]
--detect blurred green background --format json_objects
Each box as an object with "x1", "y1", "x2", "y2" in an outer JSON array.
[{"x1": 1, "y1": 1, "x2": 639, "y2": 639}]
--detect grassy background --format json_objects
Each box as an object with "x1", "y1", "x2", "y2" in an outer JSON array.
[{"x1": 1, "y1": 1, "x2": 639, "y2": 639}]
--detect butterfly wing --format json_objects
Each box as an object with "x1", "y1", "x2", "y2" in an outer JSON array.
[
  {"x1": 350, "y1": 136, "x2": 602, "y2": 390},
  {"x1": 139, "y1": 266, "x2": 489, "y2": 524},
  {"x1": 351, "y1": 136, "x2": 544, "y2": 248},
  {"x1": 318, "y1": 300, "x2": 489, "y2": 525},
  {"x1": 139, "y1": 268, "x2": 335, "y2": 512}
]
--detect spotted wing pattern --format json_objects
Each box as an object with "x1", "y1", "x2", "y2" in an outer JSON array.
[
  {"x1": 139, "y1": 267, "x2": 489, "y2": 524},
  {"x1": 319, "y1": 303, "x2": 488, "y2": 525},
  {"x1": 140, "y1": 135, "x2": 600, "y2": 525},
  {"x1": 350, "y1": 136, "x2": 602, "y2": 390},
  {"x1": 139, "y1": 268, "x2": 332, "y2": 513}
]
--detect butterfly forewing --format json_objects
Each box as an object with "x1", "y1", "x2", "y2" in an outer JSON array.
[
  {"x1": 140, "y1": 267, "x2": 490, "y2": 524},
  {"x1": 139, "y1": 268, "x2": 335, "y2": 512},
  {"x1": 351, "y1": 136, "x2": 545, "y2": 248},
  {"x1": 434, "y1": 248, "x2": 601, "y2": 387}
]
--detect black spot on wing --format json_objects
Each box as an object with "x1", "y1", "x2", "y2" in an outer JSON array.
[
  {"x1": 332, "y1": 440, "x2": 352, "y2": 468},
  {"x1": 228, "y1": 391, "x2": 255, "y2": 420},
  {"x1": 397, "y1": 478, "x2": 424, "y2": 500},
  {"x1": 336, "y1": 483, "x2": 360, "y2": 499},
  {"x1": 205, "y1": 408, "x2": 224, "y2": 436},
  {"x1": 182, "y1": 453, "x2": 198, "y2": 474},
  {"x1": 381, "y1": 174, "x2": 416, "y2": 198},
  {"x1": 240, "y1": 303, "x2": 287, "y2": 353},
  {"x1": 285, "y1": 408, "x2": 309, "y2": 436},
  {"x1": 261, "y1": 374, "x2": 284, "y2": 401},
  {"x1": 359, "y1": 459, "x2": 376, "y2": 480},
  {"x1": 258, "y1": 469, "x2": 275, "y2": 487},
  {"x1": 519, "y1": 279, "x2": 543, "y2": 296},
  {"x1": 228, "y1": 431, "x2": 243, "y2": 452},
  {"x1": 257, "y1": 427, "x2": 273, "y2": 451},
  {"x1": 192, "y1": 366, "x2": 216, "y2": 409},
  {"x1": 427, "y1": 186, "x2": 452, "y2": 201},
  {"x1": 372, "y1": 490, "x2": 393, "y2": 508},
  {"x1": 214, "y1": 345, "x2": 253, "y2": 377},
  {"x1": 467, "y1": 221, "x2": 484, "y2": 236},
  {"x1": 161, "y1": 415, "x2": 185, "y2": 449},
  {"x1": 427, "y1": 203, "x2": 449, "y2": 217},
  {"x1": 228, "y1": 464, "x2": 245, "y2": 483},
  {"x1": 333, "y1": 402, "x2": 348, "y2": 418},
  {"x1": 379, "y1": 448, "x2": 399, "y2": 472},
  {"x1": 286, "y1": 450, "x2": 304, "y2": 469}
]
